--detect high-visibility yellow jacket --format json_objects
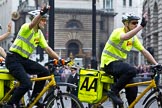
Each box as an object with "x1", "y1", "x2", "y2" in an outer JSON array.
[
  {"x1": 9, "y1": 23, "x2": 48, "y2": 58},
  {"x1": 100, "y1": 27, "x2": 144, "y2": 68}
]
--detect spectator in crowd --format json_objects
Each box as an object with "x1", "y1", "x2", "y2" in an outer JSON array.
[
  {"x1": 54, "y1": 67, "x2": 61, "y2": 82},
  {"x1": 137, "y1": 64, "x2": 145, "y2": 73},
  {"x1": 64, "y1": 65, "x2": 71, "y2": 82},
  {"x1": 59, "y1": 67, "x2": 65, "y2": 82},
  {"x1": 86, "y1": 63, "x2": 91, "y2": 69},
  {"x1": 0, "y1": 22, "x2": 12, "y2": 58},
  {"x1": 66, "y1": 65, "x2": 79, "y2": 108}
]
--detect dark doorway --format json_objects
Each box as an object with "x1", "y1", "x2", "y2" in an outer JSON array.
[{"x1": 68, "y1": 43, "x2": 79, "y2": 57}]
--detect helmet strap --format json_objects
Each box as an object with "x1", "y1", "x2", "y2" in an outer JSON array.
[
  {"x1": 127, "y1": 26, "x2": 131, "y2": 32},
  {"x1": 37, "y1": 23, "x2": 41, "y2": 29},
  {"x1": 126, "y1": 21, "x2": 131, "y2": 32}
]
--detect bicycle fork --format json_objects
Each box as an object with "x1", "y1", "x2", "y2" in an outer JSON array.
[
  {"x1": 56, "y1": 89, "x2": 65, "y2": 108},
  {"x1": 156, "y1": 91, "x2": 162, "y2": 107},
  {"x1": 47, "y1": 86, "x2": 65, "y2": 108}
]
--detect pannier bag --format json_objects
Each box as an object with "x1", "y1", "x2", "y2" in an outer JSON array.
[
  {"x1": 0, "y1": 66, "x2": 14, "y2": 100},
  {"x1": 78, "y1": 69, "x2": 114, "y2": 104}
]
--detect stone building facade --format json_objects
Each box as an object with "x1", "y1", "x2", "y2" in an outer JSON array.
[
  {"x1": 142, "y1": 0, "x2": 162, "y2": 64},
  {"x1": 53, "y1": 8, "x2": 116, "y2": 66}
]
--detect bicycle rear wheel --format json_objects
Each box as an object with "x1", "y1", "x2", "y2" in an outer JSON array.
[
  {"x1": 144, "y1": 96, "x2": 162, "y2": 108},
  {"x1": 46, "y1": 93, "x2": 84, "y2": 108}
]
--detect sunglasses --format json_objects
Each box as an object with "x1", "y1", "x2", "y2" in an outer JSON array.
[{"x1": 131, "y1": 21, "x2": 138, "y2": 25}]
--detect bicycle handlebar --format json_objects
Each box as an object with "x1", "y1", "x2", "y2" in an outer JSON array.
[
  {"x1": 45, "y1": 59, "x2": 71, "y2": 67},
  {"x1": 44, "y1": 59, "x2": 71, "y2": 75},
  {"x1": 149, "y1": 64, "x2": 162, "y2": 74}
]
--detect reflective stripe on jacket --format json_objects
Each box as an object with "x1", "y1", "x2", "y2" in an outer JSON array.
[{"x1": 9, "y1": 23, "x2": 48, "y2": 58}]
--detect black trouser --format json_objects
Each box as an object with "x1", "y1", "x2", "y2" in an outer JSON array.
[
  {"x1": 103, "y1": 61, "x2": 138, "y2": 105},
  {"x1": 5, "y1": 52, "x2": 50, "y2": 106}
]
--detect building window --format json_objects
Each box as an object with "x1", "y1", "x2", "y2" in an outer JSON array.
[
  {"x1": 103, "y1": 0, "x2": 113, "y2": 9},
  {"x1": 123, "y1": 0, "x2": 126, "y2": 7},
  {"x1": 66, "y1": 20, "x2": 82, "y2": 29},
  {"x1": 129, "y1": 0, "x2": 132, "y2": 7}
]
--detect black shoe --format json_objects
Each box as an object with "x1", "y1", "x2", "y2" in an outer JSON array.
[{"x1": 107, "y1": 91, "x2": 123, "y2": 105}]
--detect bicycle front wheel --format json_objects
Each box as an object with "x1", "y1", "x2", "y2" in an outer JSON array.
[
  {"x1": 144, "y1": 96, "x2": 162, "y2": 108},
  {"x1": 46, "y1": 93, "x2": 84, "y2": 108}
]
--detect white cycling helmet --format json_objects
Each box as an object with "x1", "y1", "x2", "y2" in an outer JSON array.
[
  {"x1": 28, "y1": 10, "x2": 48, "y2": 20},
  {"x1": 122, "y1": 13, "x2": 140, "y2": 23}
]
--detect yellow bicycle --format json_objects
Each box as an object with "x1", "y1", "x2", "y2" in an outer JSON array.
[
  {"x1": 78, "y1": 65, "x2": 162, "y2": 108},
  {"x1": 0, "y1": 59, "x2": 84, "y2": 108}
]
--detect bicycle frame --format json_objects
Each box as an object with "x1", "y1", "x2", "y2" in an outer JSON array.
[
  {"x1": 91, "y1": 79, "x2": 158, "y2": 108},
  {"x1": 29, "y1": 75, "x2": 57, "y2": 108},
  {"x1": 125, "y1": 79, "x2": 157, "y2": 108},
  {"x1": 0, "y1": 59, "x2": 80, "y2": 108},
  {"x1": 1, "y1": 74, "x2": 78, "y2": 108},
  {"x1": 0, "y1": 75, "x2": 56, "y2": 108}
]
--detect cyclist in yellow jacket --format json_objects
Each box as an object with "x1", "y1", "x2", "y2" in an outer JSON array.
[
  {"x1": 4, "y1": 6, "x2": 60, "y2": 108},
  {"x1": 100, "y1": 12, "x2": 158, "y2": 105}
]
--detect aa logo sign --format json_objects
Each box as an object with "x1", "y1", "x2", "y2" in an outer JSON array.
[
  {"x1": 78, "y1": 70, "x2": 104, "y2": 103},
  {"x1": 80, "y1": 77, "x2": 98, "y2": 92}
]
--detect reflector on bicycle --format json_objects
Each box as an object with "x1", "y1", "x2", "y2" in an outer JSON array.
[
  {"x1": 53, "y1": 59, "x2": 65, "y2": 66},
  {"x1": 60, "y1": 59, "x2": 65, "y2": 65},
  {"x1": 53, "y1": 59, "x2": 58, "y2": 65}
]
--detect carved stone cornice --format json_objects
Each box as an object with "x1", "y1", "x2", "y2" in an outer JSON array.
[{"x1": 55, "y1": 8, "x2": 117, "y2": 16}]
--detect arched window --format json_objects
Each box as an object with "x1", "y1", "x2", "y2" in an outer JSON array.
[{"x1": 66, "y1": 20, "x2": 83, "y2": 29}]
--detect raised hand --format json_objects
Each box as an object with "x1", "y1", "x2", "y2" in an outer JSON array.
[
  {"x1": 7, "y1": 22, "x2": 12, "y2": 33},
  {"x1": 40, "y1": 5, "x2": 50, "y2": 16},
  {"x1": 140, "y1": 12, "x2": 148, "y2": 27}
]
